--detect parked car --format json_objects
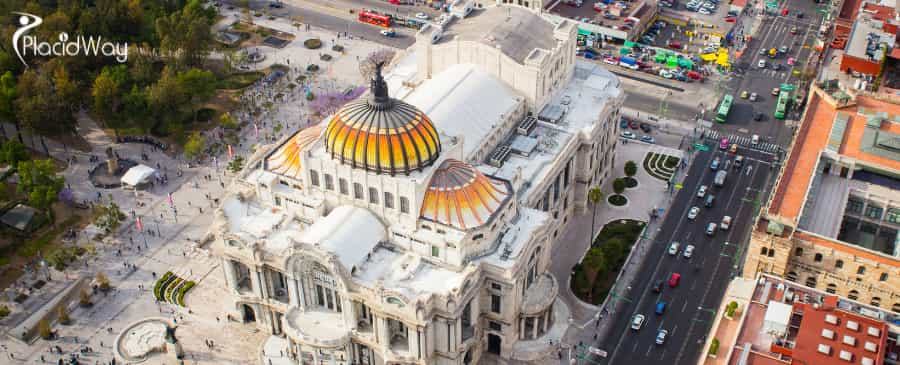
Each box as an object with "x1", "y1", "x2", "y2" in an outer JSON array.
[
  {"x1": 640, "y1": 123, "x2": 652, "y2": 132},
  {"x1": 699, "y1": 7, "x2": 712, "y2": 14},
  {"x1": 659, "y1": 69, "x2": 673, "y2": 78},
  {"x1": 380, "y1": 29, "x2": 396, "y2": 37},
  {"x1": 749, "y1": 92, "x2": 758, "y2": 101},
  {"x1": 697, "y1": 185, "x2": 708, "y2": 198},
  {"x1": 773, "y1": 63, "x2": 783, "y2": 71},
  {"x1": 725, "y1": 16, "x2": 736, "y2": 22},
  {"x1": 688, "y1": 206, "x2": 700, "y2": 220},
  {"x1": 683, "y1": 245, "x2": 695, "y2": 259},
  {"x1": 779, "y1": 45, "x2": 789, "y2": 54},
  {"x1": 729, "y1": 144, "x2": 738, "y2": 154},
  {"x1": 656, "y1": 329, "x2": 669, "y2": 345},
  {"x1": 631, "y1": 314, "x2": 646, "y2": 330},
  {"x1": 621, "y1": 131, "x2": 637, "y2": 139},
  {"x1": 705, "y1": 194, "x2": 715, "y2": 207},
  {"x1": 415, "y1": 12, "x2": 429, "y2": 19},
  {"x1": 771, "y1": 87, "x2": 780, "y2": 96},
  {"x1": 640, "y1": 135, "x2": 656, "y2": 144},
  {"x1": 721, "y1": 216, "x2": 732, "y2": 230},
  {"x1": 629, "y1": 120, "x2": 640, "y2": 129},
  {"x1": 620, "y1": 119, "x2": 630, "y2": 129},
  {"x1": 790, "y1": 26, "x2": 798, "y2": 34},
  {"x1": 754, "y1": 112, "x2": 764, "y2": 121},
  {"x1": 757, "y1": 59, "x2": 766, "y2": 68},
  {"x1": 668, "y1": 41, "x2": 682, "y2": 49},
  {"x1": 603, "y1": 57, "x2": 618, "y2": 65},
  {"x1": 740, "y1": 90, "x2": 749, "y2": 99},
  {"x1": 710, "y1": 157, "x2": 720, "y2": 170},
  {"x1": 706, "y1": 222, "x2": 718, "y2": 236},
  {"x1": 668, "y1": 273, "x2": 681, "y2": 287}
]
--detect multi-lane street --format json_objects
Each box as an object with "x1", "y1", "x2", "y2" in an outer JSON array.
[
  {"x1": 595, "y1": 141, "x2": 776, "y2": 365},
  {"x1": 721, "y1": 0, "x2": 829, "y2": 146}
]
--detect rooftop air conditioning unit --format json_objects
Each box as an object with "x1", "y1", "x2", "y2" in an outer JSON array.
[
  {"x1": 843, "y1": 335, "x2": 856, "y2": 346},
  {"x1": 840, "y1": 350, "x2": 853, "y2": 362},
  {"x1": 489, "y1": 145, "x2": 511, "y2": 168},
  {"x1": 865, "y1": 341, "x2": 878, "y2": 352}
]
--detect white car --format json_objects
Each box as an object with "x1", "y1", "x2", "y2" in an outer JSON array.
[
  {"x1": 668, "y1": 241, "x2": 680, "y2": 256},
  {"x1": 751, "y1": 134, "x2": 760, "y2": 145},
  {"x1": 721, "y1": 216, "x2": 732, "y2": 230},
  {"x1": 696, "y1": 185, "x2": 708, "y2": 198},
  {"x1": 706, "y1": 222, "x2": 718, "y2": 236},
  {"x1": 757, "y1": 59, "x2": 766, "y2": 69},
  {"x1": 687, "y1": 206, "x2": 700, "y2": 220},
  {"x1": 656, "y1": 329, "x2": 669, "y2": 345},
  {"x1": 683, "y1": 245, "x2": 695, "y2": 259},
  {"x1": 415, "y1": 12, "x2": 429, "y2": 20},
  {"x1": 621, "y1": 131, "x2": 638, "y2": 139},
  {"x1": 698, "y1": 8, "x2": 712, "y2": 14},
  {"x1": 631, "y1": 314, "x2": 645, "y2": 330}
]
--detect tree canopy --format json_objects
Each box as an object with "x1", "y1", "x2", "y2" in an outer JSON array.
[{"x1": 16, "y1": 159, "x2": 64, "y2": 210}]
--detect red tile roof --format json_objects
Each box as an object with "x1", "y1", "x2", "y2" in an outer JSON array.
[
  {"x1": 862, "y1": 3, "x2": 895, "y2": 21},
  {"x1": 792, "y1": 302, "x2": 887, "y2": 365}
]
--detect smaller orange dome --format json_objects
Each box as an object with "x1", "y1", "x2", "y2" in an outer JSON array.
[
  {"x1": 267, "y1": 124, "x2": 325, "y2": 178},
  {"x1": 420, "y1": 159, "x2": 511, "y2": 230}
]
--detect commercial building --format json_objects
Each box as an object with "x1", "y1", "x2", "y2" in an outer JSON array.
[
  {"x1": 744, "y1": 82, "x2": 900, "y2": 313},
  {"x1": 208, "y1": 4, "x2": 624, "y2": 365}
]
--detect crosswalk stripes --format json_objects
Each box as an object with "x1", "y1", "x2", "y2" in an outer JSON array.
[{"x1": 701, "y1": 129, "x2": 779, "y2": 153}]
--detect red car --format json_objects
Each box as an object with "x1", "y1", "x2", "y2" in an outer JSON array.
[
  {"x1": 781, "y1": 7, "x2": 789, "y2": 16},
  {"x1": 724, "y1": 16, "x2": 736, "y2": 23},
  {"x1": 668, "y1": 41, "x2": 682, "y2": 49},
  {"x1": 668, "y1": 272, "x2": 681, "y2": 288}
]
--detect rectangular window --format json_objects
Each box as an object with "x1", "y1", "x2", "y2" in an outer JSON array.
[
  {"x1": 865, "y1": 205, "x2": 884, "y2": 219},
  {"x1": 553, "y1": 176, "x2": 560, "y2": 201},
  {"x1": 354, "y1": 183, "x2": 364, "y2": 199},
  {"x1": 564, "y1": 160, "x2": 571, "y2": 188},
  {"x1": 846, "y1": 198, "x2": 865, "y2": 214},
  {"x1": 400, "y1": 197, "x2": 410, "y2": 213},
  {"x1": 310, "y1": 170, "x2": 320, "y2": 186},
  {"x1": 324, "y1": 174, "x2": 334, "y2": 190},
  {"x1": 887, "y1": 208, "x2": 900, "y2": 224},
  {"x1": 489, "y1": 321, "x2": 502, "y2": 331},
  {"x1": 491, "y1": 294, "x2": 501, "y2": 313},
  {"x1": 274, "y1": 196, "x2": 282, "y2": 206},
  {"x1": 368, "y1": 187, "x2": 379, "y2": 204},
  {"x1": 431, "y1": 245, "x2": 439, "y2": 257},
  {"x1": 384, "y1": 192, "x2": 394, "y2": 209},
  {"x1": 339, "y1": 178, "x2": 348, "y2": 195}
]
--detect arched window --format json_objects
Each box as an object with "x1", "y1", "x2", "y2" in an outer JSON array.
[
  {"x1": 760, "y1": 247, "x2": 769, "y2": 255},
  {"x1": 892, "y1": 303, "x2": 900, "y2": 313},
  {"x1": 880, "y1": 272, "x2": 888, "y2": 282},
  {"x1": 871, "y1": 297, "x2": 881, "y2": 307},
  {"x1": 814, "y1": 253, "x2": 823, "y2": 262},
  {"x1": 857, "y1": 266, "x2": 866, "y2": 275},
  {"x1": 848, "y1": 290, "x2": 859, "y2": 300},
  {"x1": 835, "y1": 259, "x2": 844, "y2": 269},
  {"x1": 805, "y1": 276, "x2": 817, "y2": 288},
  {"x1": 310, "y1": 264, "x2": 342, "y2": 313},
  {"x1": 767, "y1": 249, "x2": 775, "y2": 257},
  {"x1": 795, "y1": 247, "x2": 804, "y2": 256},
  {"x1": 826, "y1": 283, "x2": 837, "y2": 294},
  {"x1": 786, "y1": 271, "x2": 798, "y2": 282}
]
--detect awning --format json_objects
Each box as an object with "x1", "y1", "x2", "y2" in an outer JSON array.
[
  {"x1": 121, "y1": 164, "x2": 156, "y2": 187},
  {"x1": 624, "y1": 41, "x2": 636, "y2": 48},
  {"x1": 619, "y1": 47, "x2": 631, "y2": 55},
  {"x1": 578, "y1": 28, "x2": 593, "y2": 36}
]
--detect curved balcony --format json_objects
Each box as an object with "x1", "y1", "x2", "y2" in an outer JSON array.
[
  {"x1": 522, "y1": 274, "x2": 557, "y2": 315},
  {"x1": 283, "y1": 307, "x2": 350, "y2": 348}
]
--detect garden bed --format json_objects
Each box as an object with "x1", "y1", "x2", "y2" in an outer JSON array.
[
  {"x1": 608, "y1": 195, "x2": 628, "y2": 206},
  {"x1": 571, "y1": 219, "x2": 646, "y2": 304},
  {"x1": 623, "y1": 177, "x2": 638, "y2": 188}
]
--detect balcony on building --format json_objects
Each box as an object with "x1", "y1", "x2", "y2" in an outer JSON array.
[{"x1": 283, "y1": 306, "x2": 350, "y2": 348}]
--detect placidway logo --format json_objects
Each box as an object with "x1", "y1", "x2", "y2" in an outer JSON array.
[{"x1": 12, "y1": 12, "x2": 128, "y2": 68}]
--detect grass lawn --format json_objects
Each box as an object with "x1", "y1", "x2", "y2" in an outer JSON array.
[
  {"x1": 571, "y1": 219, "x2": 646, "y2": 304},
  {"x1": 217, "y1": 71, "x2": 264, "y2": 90}
]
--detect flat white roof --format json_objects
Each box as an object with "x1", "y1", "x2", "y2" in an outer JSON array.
[
  {"x1": 353, "y1": 247, "x2": 466, "y2": 301},
  {"x1": 299, "y1": 206, "x2": 385, "y2": 271}
]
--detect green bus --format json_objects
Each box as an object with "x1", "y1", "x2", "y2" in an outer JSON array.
[
  {"x1": 774, "y1": 84, "x2": 793, "y2": 119},
  {"x1": 715, "y1": 94, "x2": 733, "y2": 123}
]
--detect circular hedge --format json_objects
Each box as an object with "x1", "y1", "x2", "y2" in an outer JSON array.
[
  {"x1": 608, "y1": 195, "x2": 628, "y2": 206},
  {"x1": 624, "y1": 177, "x2": 638, "y2": 188},
  {"x1": 303, "y1": 38, "x2": 322, "y2": 49},
  {"x1": 306, "y1": 64, "x2": 319, "y2": 72},
  {"x1": 320, "y1": 54, "x2": 333, "y2": 61}
]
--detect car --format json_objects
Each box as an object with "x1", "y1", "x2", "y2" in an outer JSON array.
[
  {"x1": 683, "y1": 245, "x2": 695, "y2": 258},
  {"x1": 710, "y1": 157, "x2": 720, "y2": 170},
  {"x1": 697, "y1": 185, "x2": 708, "y2": 198},
  {"x1": 380, "y1": 29, "x2": 396, "y2": 37},
  {"x1": 652, "y1": 280, "x2": 664, "y2": 293},
  {"x1": 740, "y1": 90, "x2": 749, "y2": 99},
  {"x1": 620, "y1": 119, "x2": 630, "y2": 129},
  {"x1": 668, "y1": 272, "x2": 681, "y2": 287},
  {"x1": 659, "y1": 69, "x2": 673, "y2": 78},
  {"x1": 640, "y1": 123, "x2": 652, "y2": 133},
  {"x1": 656, "y1": 21, "x2": 668, "y2": 28},
  {"x1": 757, "y1": 59, "x2": 766, "y2": 68},
  {"x1": 727, "y1": 10, "x2": 739, "y2": 16},
  {"x1": 415, "y1": 12, "x2": 429, "y2": 20},
  {"x1": 725, "y1": 16, "x2": 736, "y2": 22},
  {"x1": 729, "y1": 143, "x2": 738, "y2": 154},
  {"x1": 754, "y1": 112, "x2": 764, "y2": 121},
  {"x1": 797, "y1": 11, "x2": 804, "y2": 18},
  {"x1": 788, "y1": 57, "x2": 796, "y2": 65},
  {"x1": 734, "y1": 155, "x2": 744, "y2": 169},
  {"x1": 668, "y1": 41, "x2": 682, "y2": 49},
  {"x1": 702, "y1": 2, "x2": 716, "y2": 9},
  {"x1": 705, "y1": 194, "x2": 715, "y2": 207},
  {"x1": 758, "y1": 48, "x2": 766, "y2": 56},
  {"x1": 771, "y1": 87, "x2": 780, "y2": 96},
  {"x1": 603, "y1": 57, "x2": 618, "y2": 65},
  {"x1": 656, "y1": 329, "x2": 669, "y2": 345},
  {"x1": 779, "y1": 45, "x2": 789, "y2": 54},
  {"x1": 790, "y1": 26, "x2": 798, "y2": 34},
  {"x1": 603, "y1": 13, "x2": 617, "y2": 20},
  {"x1": 668, "y1": 241, "x2": 680, "y2": 255},
  {"x1": 269, "y1": 1, "x2": 284, "y2": 8},
  {"x1": 721, "y1": 216, "x2": 732, "y2": 230},
  {"x1": 658, "y1": 1, "x2": 672, "y2": 7},
  {"x1": 655, "y1": 301, "x2": 667, "y2": 315},
  {"x1": 621, "y1": 131, "x2": 637, "y2": 139},
  {"x1": 706, "y1": 222, "x2": 718, "y2": 236},
  {"x1": 640, "y1": 135, "x2": 656, "y2": 144},
  {"x1": 688, "y1": 206, "x2": 700, "y2": 220},
  {"x1": 773, "y1": 63, "x2": 783, "y2": 71},
  {"x1": 631, "y1": 314, "x2": 645, "y2": 330},
  {"x1": 698, "y1": 7, "x2": 712, "y2": 14},
  {"x1": 629, "y1": 120, "x2": 640, "y2": 129},
  {"x1": 751, "y1": 134, "x2": 760, "y2": 145}
]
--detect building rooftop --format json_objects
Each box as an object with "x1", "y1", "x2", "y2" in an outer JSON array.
[
  {"x1": 351, "y1": 246, "x2": 467, "y2": 301},
  {"x1": 845, "y1": 18, "x2": 893, "y2": 61},
  {"x1": 438, "y1": 6, "x2": 559, "y2": 63}
]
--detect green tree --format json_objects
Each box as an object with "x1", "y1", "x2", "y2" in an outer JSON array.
[
  {"x1": 709, "y1": 338, "x2": 720, "y2": 356},
  {"x1": 123, "y1": 86, "x2": 152, "y2": 133},
  {"x1": 96, "y1": 200, "x2": 126, "y2": 234},
  {"x1": 219, "y1": 112, "x2": 238, "y2": 129},
  {"x1": 57, "y1": 305, "x2": 71, "y2": 325},
  {"x1": 96, "y1": 271, "x2": 111, "y2": 292},
  {"x1": 601, "y1": 237, "x2": 626, "y2": 265},
  {"x1": 183, "y1": 132, "x2": 205, "y2": 160},
  {"x1": 0, "y1": 140, "x2": 27, "y2": 168},
  {"x1": 177, "y1": 68, "x2": 216, "y2": 122},
  {"x1": 613, "y1": 178, "x2": 626, "y2": 195},
  {"x1": 624, "y1": 160, "x2": 637, "y2": 178},
  {"x1": 725, "y1": 301, "x2": 738, "y2": 317},
  {"x1": 156, "y1": 4, "x2": 213, "y2": 69},
  {"x1": 16, "y1": 159, "x2": 64, "y2": 211},
  {"x1": 228, "y1": 155, "x2": 244, "y2": 173},
  {"x1": 38, "y1": 319, "x2": 52, "y2": 340},
  {"x1": 15, "y1": 61, "x2": 80, "y2": 137},
  {"x1": 91, "y1": 66, "x2": 128, "y2": 135},
  {"x1": 0, "y1": 71, "x2": 19, "y2": 142},
  {"x1": 587, "y1": 187, "x2": 603, "y2": 247},
  {"x1": 147, "y1": 67, "x2": 187, "y2": 132}
]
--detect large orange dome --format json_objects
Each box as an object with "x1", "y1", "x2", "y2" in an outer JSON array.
[
  {"x1": 420, "y1": 159, "x2": 511, "y2": 230},
  {"x1": 324, "y1": 62, "x2": 441, "y2": 175}
]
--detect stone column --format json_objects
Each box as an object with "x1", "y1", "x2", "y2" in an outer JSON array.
[
  {"x1": 379, "y1": 317, "x2": 391, "y2": 350},
  {"x1": 346, "y1": 300, "x2": 358, "y2": 330},
  {"x1": 408, "y1": 327, "x2": 421, "y2": 359},
  {"x1": 252, "y1": 269, "x2": 264, "y2": 298},
  {"x1": 532, "y1": 316, "x2": 538, "y2": 339},
  {"x1": 519, "y1": 318, "x2": 525, "y2": 339},
  {"x1": 222, "y1": 259, "x2": 238, "y2": 291},
  {"x1": 543, "y1": 310, "x2": 550, "y2": 333}
]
